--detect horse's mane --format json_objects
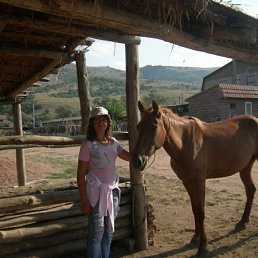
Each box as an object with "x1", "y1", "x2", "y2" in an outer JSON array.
[
  {"x1": 161, "y1": 107, "x2": 205, "y2": 128},
  {"x1": 161, "y1": 107, "x2": 181, "y2": 120}
]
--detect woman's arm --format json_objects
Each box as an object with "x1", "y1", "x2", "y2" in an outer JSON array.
[
  {"x1": 77, "y1": 160, "x2": 91, "y2": 215},
  {"x1": 118, "y1": 148, "x2": 131, "y2": 162}
]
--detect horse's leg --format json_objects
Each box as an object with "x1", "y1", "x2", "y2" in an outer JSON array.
[
  {"x1": 236, "y1": 158, "x2": 256, "y2": 230},
  {"x1": 183, "y1": 178, "x2": 207, "y2": 254}
]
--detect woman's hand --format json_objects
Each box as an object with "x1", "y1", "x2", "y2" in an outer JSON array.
[
  {"x1": 119, "y1": 149, "x2": 131, "y2": 161},
  {"x1": 80, "y1": 198, "x2": 91, "y2": 215}
]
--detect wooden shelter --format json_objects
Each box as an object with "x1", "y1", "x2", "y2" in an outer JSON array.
[
  {"x1": 0, "y1": 0, "x2": 258, "y2": 99},
  {"x1": 0, "y1": 0, "x2": 258, "y2": 256}
]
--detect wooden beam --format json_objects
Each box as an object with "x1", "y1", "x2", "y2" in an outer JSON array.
[
  {"x1": 193, "y1": 25, "x2": 256, "y2": 45},
  {"x1": 1, "y1": 0, "x2": 257, "y2": 62},
  {"x1": 32, "y1": 82, "x2": 41, "y2": 87},
  {"x1": 2, "y1": 15, "x2": 141, "y2": 44},
  {"x1": 39, "y1": 77, "x2": 49, "y2": 82},
  {"x1": 0, "y1": 46, "x2": 69, "y2": 60},
  {"x1": 85, "y1": 30, "x2": 141, "y2": 45},
  {"x1": 7, "y1": 58, "x2": 63, "y2": 97},
  {"x1": 0, "y1": 132, "x2": 128, "y2": 146},
  {"x1": 0, "y1": 31, "x2": 67, "y2": 46},
  {"x1": 0, "y1": 21, "x2": 6, "y2": 32}
]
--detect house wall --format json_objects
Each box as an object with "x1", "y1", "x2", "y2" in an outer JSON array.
[
  {"x1": 188, "y1": 86, "x2": 223, "y2": 122},
  {"x1": 188, "y1": 86, "x2": 258, "y2": 122},
  {"x1": 202, "y1": 63, "x2": 232, "y2": 91},
  {"x1": 202, "y1": 61, "x2": 258, "y2": 91}
]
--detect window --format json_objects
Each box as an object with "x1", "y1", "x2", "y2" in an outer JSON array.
[
  {"x1": 229, "y1": 103, "x2": 236, "y2": 118},
  {"x1": 246, "y1": 75, "x2": 255, "y2": 85},
  {"x1": 230, "y1": 103, "x2": 236, "y2": 109},
  {"x1": 245, "y1": 102, "x2": 253, "y2": 115}
]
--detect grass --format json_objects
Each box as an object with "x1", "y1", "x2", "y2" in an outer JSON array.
[{"x1": 47, "y1": 166, "x2": 77, "y2": 179}]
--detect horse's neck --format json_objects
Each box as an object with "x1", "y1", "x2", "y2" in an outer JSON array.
[{"x1": 162, "y1": 114, "x2": 184, "y2": 157}]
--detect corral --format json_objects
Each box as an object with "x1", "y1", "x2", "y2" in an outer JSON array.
[{"x1": 0, "y1": 1, "x2": 258, "y2": 257}]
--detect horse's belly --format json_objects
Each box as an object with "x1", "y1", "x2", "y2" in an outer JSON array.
[{"x1": 207, "y1": 157, "x2": 254, "y2": 179}]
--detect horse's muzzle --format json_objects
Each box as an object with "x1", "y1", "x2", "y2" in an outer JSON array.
[{"x1": 132, "y1": 155, "x2": 148, "y2": 171}]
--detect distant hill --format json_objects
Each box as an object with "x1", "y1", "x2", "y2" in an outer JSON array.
[
  {"x1": 21, "y1": 63, "x2": 220, "y2": 122},
  {"x1": 56, "y1": 63, "x2": 217, "y2": 86},
  {"x1": 139, "y1": 65, "x2": 217, "y2": 85},
  {"x1": 38, "y1": 64, "x2": 218, "y2": 100}
]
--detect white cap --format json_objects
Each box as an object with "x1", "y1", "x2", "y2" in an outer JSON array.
[{"x1": 89, "y1": 107, "x2": 110, "y2": 119}]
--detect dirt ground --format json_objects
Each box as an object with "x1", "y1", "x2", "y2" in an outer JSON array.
[{"x1": 1, "y1": 142, "x2": 258, "y2": 257}]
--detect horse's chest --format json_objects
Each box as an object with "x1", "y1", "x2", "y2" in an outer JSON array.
[{"x1": 169, "y1": 158, "x2": 190, "y2": 179}]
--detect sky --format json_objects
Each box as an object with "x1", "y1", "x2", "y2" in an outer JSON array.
[{"x1": 86, "y1": 1, "x2": 258, "y2": 70}]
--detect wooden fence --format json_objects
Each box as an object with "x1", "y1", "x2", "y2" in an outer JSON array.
[{"x1": 0, "y1": 178, "x2": 155, "y2": 258}]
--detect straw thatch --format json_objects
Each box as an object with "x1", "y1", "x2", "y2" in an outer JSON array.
[{"x1": 0, "y1": 0, "x2": 257, "y2": 100}]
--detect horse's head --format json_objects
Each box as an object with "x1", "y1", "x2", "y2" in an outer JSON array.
[{"x1": 132, "y1": 100, "x2": 167, "y2": 171}]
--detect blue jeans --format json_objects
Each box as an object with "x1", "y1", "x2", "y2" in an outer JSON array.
[{"x1": 87, "y1": 188, "x2": 120, "y2": 258}]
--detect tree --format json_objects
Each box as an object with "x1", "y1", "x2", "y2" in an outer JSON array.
[
  {"x1": 55, "y1": 105, "x2": 73, "y2": 118},
  {"x1": 105, "y1": 101, "x2": 125, "y2": 123}
]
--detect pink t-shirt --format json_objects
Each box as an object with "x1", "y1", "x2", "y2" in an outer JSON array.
[{"x1": 78, "y1": 137, "x2": 123, "y2": 185}]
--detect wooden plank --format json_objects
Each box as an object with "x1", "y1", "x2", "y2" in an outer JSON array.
[
  {"x1": 0, "y1": 186, "x2": 131, "y2": 213},
  {"x1": 0, "y1": 203, "x2": 131, "y2": 229},
  {"x1": 1, "y1": 227, "x2": 133, "y2": 258},
  {"x1": 0, "y1": 189, "x2": 80, "y2": 213},
  {"x1": 0, "y1": 132, "x2": 128, "y2": 147},
  {"x1": 0, "y1": 135, "x2": 83, "y2": 146}
]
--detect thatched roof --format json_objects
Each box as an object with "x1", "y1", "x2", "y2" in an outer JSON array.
[{"x1": 0, "y1": 0, "x2": 257, "y2": 101}]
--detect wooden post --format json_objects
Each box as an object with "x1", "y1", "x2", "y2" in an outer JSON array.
[
  {"x1": 76, "y1": 51, "x2": 91, "y2": 135},
  {"x1": 12, "y1": 100, "x2": 26, "y2": 186},
  {"x1": 125, "y1": 42, "x2": 148, "y2": 250}
]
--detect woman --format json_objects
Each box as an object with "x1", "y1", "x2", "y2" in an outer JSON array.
[{"x1": 77, "y1": 106, "x2": 130, "y2": 258}]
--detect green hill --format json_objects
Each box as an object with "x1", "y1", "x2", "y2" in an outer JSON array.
[
  {"x1": 140, "y1": 65, "x2": 216, "y2": 84},
  {"x1": 54, "y1": 63, "x2": 216, "y2": 85}
]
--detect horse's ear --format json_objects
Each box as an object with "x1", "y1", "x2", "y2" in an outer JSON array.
[
  {"x1": 152, "y1": 100, "x2": 159, "y2": 115},
  {"x1": 138, "y1": 101, "x2": 145, "y2": 113}
]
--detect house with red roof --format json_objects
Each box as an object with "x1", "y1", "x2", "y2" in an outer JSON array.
[{"x1": 187, "y1": 61, "x2": 258, "y2": 122}]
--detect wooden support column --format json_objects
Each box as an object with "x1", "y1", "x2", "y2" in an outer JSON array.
[
  {"x1": 125, "y1": 41, "x2": 148, "y2": 250},
  {"x1": 12, "y1": 100, "x2": 26, "y2": 186},
  {"x1": 76, "y1": 51, "x2": 91, "y2": 135}
]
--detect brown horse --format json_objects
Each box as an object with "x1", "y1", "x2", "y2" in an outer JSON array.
[{"x1": 132, "y1": 100, "x2": 258, "y2": 255}]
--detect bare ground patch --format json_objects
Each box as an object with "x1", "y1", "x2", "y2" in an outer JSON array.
[{"x1": 1, "y1": 144, "x2": 258, "y2": 257}]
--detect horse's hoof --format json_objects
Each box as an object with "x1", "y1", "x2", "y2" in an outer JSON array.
[
  {"x1": 188, "y1": 240, "x2": 198, "y2": 248},
  {"x1": 196, "y1": 247, "x2": 209, "y2": 257},
  {"x1": 234, "y1": 221, "x2": 246, "y2": 232},
  {"x1": 190, "y1": 235, "x2": 200, "y2": 246}
]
